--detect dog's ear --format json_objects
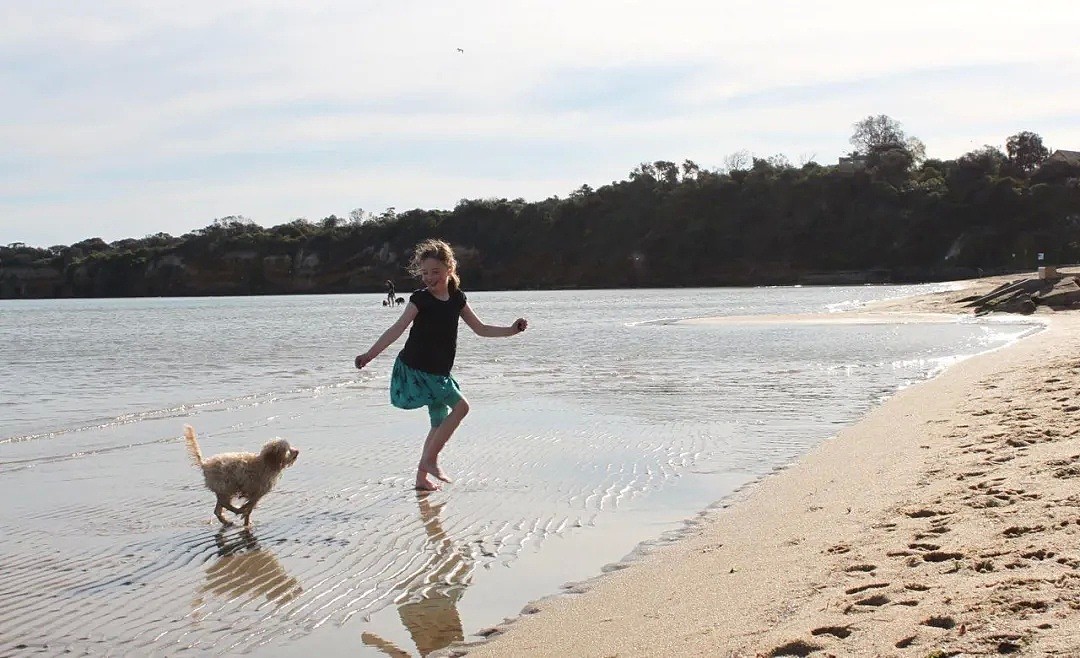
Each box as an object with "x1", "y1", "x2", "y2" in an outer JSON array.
[{"x1": 261, "y1": 439, "x2": 290, "y2": 469}]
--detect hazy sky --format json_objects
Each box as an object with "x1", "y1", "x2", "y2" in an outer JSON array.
[{"x1": 3, "y1": 1, "x2": 1079, "y2": 247}]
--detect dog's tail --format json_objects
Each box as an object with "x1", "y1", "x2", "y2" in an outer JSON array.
[{"x1": 183, "y1": 424, "x2": 204, "y2": 468}]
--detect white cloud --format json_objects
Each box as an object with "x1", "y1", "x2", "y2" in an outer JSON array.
[
  {"x1": 2, "y1": 167, "x2": 588, "y2": 245},
  {"x1": 2, "y1": 0, "x2": 1079, "y2": 245}
]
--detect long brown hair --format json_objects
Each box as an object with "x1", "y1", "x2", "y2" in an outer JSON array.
[{"x1": 408, "y1": 239, "x2": 460, "y2": 292}]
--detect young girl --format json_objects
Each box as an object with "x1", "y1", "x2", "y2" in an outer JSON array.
[
  {"x1": 355, "y1": 239, "x2": 528, "y2": 491},
  {"x1": 384, "y1": 279, "x2": 396, "y2": 306}
]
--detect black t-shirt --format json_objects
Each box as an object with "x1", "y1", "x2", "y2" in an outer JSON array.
[{"x1": 399, "y1": 288, "x2": 467, "y2": 375}]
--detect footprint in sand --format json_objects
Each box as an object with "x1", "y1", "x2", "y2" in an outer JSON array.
[
  {"x1": 903, "y1": 508, "x2": 952, "y2": 519},
  {"x1": 921, "y1": 615, "x2": 956, "y2": 629},
  {"x1": 1053, "y1": 465, "x2": 1080, "y2": 479},
  {"x1": 1003, "y1": 525, "x2": 1045, "y2": 538},
  {"x1": 1009, "y1": 600, "x2": 1050, "y2": 615},
  {"x1": 852, "y1": 594, "x2": 890, "y2": 607},
  {"x1": 914, "y1": 519, "x2": 952, "y2": 539},
  {"x1": 764, "y1": 640, "x2": 822, "y2": 657},
  {"x1": 844, "y1": 582, "x2": 889, "y2": 595},
  {"x1": 986, "y1": 634, "x2": 1024, "y2": 654},
  {"x1": 1006, "y1": 435, "x2": 1038, "y2": 447},
  {"x1": 922, "y1": 550, "x2": 965, "y2": 562}
]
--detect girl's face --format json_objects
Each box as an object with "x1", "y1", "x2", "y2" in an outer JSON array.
[{"x1": 420, "y1": 257, "x2": 450, "y2": 292}]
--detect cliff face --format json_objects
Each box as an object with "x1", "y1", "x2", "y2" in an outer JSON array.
[
  {"x1": 1, "y1": 264, "x2": 65, "y2": 298},
  {"x1": 0, "y1": 240, "x2": 408, "y2": 299}
]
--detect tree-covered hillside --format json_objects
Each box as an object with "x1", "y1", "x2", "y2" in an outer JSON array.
[{"x1": 3, "y1": 118, "x2": 1078, "y2": 298}]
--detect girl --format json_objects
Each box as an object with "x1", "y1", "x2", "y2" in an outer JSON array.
[
  {"x1": 385, "y1": 279, "x2": 396, "y2": 306},
  {"x1": 355, "y1": 239, "x2": 528, "y2": 491}
]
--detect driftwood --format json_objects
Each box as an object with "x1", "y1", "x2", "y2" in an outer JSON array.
[{"x1": 966, "y1": 274, "x2": 1080, "y2": 315}]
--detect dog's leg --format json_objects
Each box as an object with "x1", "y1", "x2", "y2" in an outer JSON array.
[
  {"x1": 215, "y1": 494, "x2": 239, "y2": 524},
  {"x1": 239, "y1": 497, "x2": 260, "y2": 526},
  {"x1": 213, "y1": 503, "x2": 233, "y2": 522}
]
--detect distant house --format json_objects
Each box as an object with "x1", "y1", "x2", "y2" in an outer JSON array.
[
  {"x1": 1045, "y1": 149, "x2": 1080, "y2": 167},
  {"x1": 837, "y1": 154, "x2": 869, "y2": 174}
]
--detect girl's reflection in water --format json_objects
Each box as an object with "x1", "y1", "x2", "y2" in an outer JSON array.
[{"x1": 362, "y1": 493, "x2": 473, "y2": 657}]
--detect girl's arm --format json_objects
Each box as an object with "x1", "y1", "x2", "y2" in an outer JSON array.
[
  {"x1": 355, "y1": 304, "x2": 419, "y2": 368},
  {"x1": 461, "y1": 303, "x2": 527, "y2": 338}
]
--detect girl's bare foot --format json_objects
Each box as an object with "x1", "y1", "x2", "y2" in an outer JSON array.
[
  {"x1": 415, "y1": 470, "x2": 440, "y2": 491},
  {"x1": 419, "y1": 461, "x2": 452, "y2": 483}
]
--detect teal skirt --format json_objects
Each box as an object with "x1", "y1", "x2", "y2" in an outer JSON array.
[{"x1": 390, "y1": 356, "x2": 463, "y2": 427}]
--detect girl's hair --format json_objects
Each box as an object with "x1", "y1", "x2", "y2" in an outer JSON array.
[{"x1": 409, "y1": 239, "x2": 460, "y2": 292}]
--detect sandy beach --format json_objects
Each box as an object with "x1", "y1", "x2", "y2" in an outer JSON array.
[{"x1": 461, "y1": 277, "x2": 1080, "y2": 657}]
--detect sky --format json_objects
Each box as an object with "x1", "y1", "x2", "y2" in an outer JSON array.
[{"x1": 3, "y1": 1, "x2": 1079, "y2": 247}]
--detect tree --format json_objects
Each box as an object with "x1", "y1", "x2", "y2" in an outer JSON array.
[
  {"x1": 851, "y1": 115, "x2": 924, "y2": 176},
  {"x1": 1005, "y1": 131, "x2": 1050, "y2": 173},
  {"x1": 957, "y1": 145, "x2": 1008, "y2": 175},
  {"x1": 569, "y1": 184, "x2": 594, "y2": 201},
  {"x1": 765, "y1": 154, "x2": 793, "y2": 170},
  {"x1": 348, "y1": 208, "x2": 369, "y2": 225},
  {"x1": 629, "y1": 161, "x2": 658, "y2": 182},
  {"x1": 654, "y1": 160, "x2": 679, "y2": 185},
  {"x1": 867, "y1": 144, "x2": 914, "y2": 187},
  {"x1": 850, "y1": 114, "x2": 924, "y2": 161},
  {"x1": 850, "y1": 114, "x2": 908, "y2": 154},
  {"x1": 721, "y1": 150, "x2": 750, "y2": 174},
  {"x1": 905, "y1": 136, "x2": 927, "y2": 164}
]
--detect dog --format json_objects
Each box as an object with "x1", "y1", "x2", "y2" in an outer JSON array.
[
  {"x1": 184, "y1": 425, "x2": 299, "y2": 526},
  {"x1": 395, "y1": 296, "x2": 405, "y2": 305}
]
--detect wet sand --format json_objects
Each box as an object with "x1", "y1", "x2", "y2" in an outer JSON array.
[{"x1": 464, "y1": 277, "x2": 1080, "y2": 657}]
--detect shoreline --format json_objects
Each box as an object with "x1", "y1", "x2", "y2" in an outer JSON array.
[{"x1": 458, "y1": 278, "x2": 1080, "y2": 657}]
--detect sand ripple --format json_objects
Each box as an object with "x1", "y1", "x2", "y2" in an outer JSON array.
[{"x1": 0, "y1": 386, "x2": 732, "y2": 656}]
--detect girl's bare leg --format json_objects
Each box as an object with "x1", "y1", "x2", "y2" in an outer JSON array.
[
  {"x1": 415, "y1": 427, "x2": 440, "y2": 491},
  {"x1": 418, "y1": 399, "x2": 469, "y2": 484}
]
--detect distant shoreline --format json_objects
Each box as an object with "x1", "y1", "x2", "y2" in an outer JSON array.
[{"x1": 0, "y1": 268, "x2": 1027, "y2": 302}]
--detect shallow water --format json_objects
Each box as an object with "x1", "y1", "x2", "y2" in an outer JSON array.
[{"x1": 0, "y1": 286, "x2": 1037, "y2": 656}]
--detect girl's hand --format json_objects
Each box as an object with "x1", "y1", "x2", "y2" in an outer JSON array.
[
  {"x1": 513, "y1": 318, "x2": 528, "y2": 334},
  {"x1": 355, "y1": 352, "x2": 373, "y2": 369}
]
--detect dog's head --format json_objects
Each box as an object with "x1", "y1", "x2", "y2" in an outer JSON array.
[{"x1": 260, "y1": 438, "x2": 300, "y2": 471}]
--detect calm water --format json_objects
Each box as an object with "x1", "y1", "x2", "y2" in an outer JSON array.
[{"x1": 0, "y1": 286, "x2": 1037, "y2": 656}]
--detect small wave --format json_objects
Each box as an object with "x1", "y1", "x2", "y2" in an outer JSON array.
[
  {"x1": 0, "y1": 434, "x2": 183, "y2": 472},
  {"x1": 0, "y1": 376, "x2": 382, "y2": 445},
  {"x1": 625, "y1": 317, "x2": 686, "y2": 327},
  {"x1": 824, "y1": 281, "x2": 969, "y2": 313}
]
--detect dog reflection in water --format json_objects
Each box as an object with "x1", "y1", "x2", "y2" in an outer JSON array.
[
  {"x1": 192, "y1": 528, "x2": 302, "y2": 615},
  {"x1": 362, "y1": 493, "x2": 473, "y2": 657}
]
